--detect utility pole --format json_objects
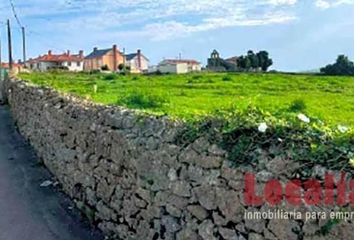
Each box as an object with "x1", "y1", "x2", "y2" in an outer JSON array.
[
  {"x1": 7, "y1": 19, "x2": 13, "y2": 70},
  {"x1": 123, "y1": 47, "x2": 126, "y2": 73},
  {"x1": 0, "y1": 40, "x2": 2, "y2": 77},
  {"x1": 0, "y1": 39, "x2": 2, "y2": 67},
  {"x1": 22, "y1": 26, "x2": 26, "y2": 64}
]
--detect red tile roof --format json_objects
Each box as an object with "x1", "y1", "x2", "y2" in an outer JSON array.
[
  {"x1": 1, "y1": 63, "x2": 24, "y2": 69},
  {"x1": 163, "y1": 59, "x2": 200, "y2": 65},
  {"x1": 28, "y1": 51, "x2": 84, "y2": 63}
]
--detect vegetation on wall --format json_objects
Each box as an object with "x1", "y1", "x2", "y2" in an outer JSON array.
[{"x1": 176, "y1": 106, "x2": 354, "y2": 176}]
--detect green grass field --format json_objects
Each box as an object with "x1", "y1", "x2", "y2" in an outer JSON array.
[{"x1": 19, "y1": 72, "x2": 354, "y2": 126}]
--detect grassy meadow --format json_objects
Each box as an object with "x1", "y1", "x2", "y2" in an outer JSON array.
[{"x1": 19, "y1": 72, "x2": 354, "y2": 126}]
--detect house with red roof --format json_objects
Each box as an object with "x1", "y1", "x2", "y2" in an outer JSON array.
[
  {"x1": 27, "y1": 50, "x2": 84, "y2": 72},
  {"x1": 157, "y1": 59, "x2": 202, "y2": 74}
]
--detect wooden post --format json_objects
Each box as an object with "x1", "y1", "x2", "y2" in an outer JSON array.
[
  {"x1": 7, "y1": 19, "x2": 13, "y2": 70},
  {"x1": 22, "y1": 26, "x2": 26, "y2": 65}
]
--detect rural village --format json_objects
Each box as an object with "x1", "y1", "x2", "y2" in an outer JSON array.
[{"x1": 1, "y1": 45, "x2": 266, "y2": 75}]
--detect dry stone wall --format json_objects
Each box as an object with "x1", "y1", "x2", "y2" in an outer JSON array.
[{"x1": 3, "y1": 78, "x2": 354, "y2": 240}]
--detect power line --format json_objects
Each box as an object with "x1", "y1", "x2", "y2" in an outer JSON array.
[
  {"x1": 8, "y1": 0, "x2": 23, "y2": 28},
  {"x1": 7, "y1": 0, "x2": 26, "y2": 63}
]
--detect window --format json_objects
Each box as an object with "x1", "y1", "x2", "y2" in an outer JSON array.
[
  {"x1": 68, "y1": 62, "x2": 72, "y2": 67},
  {"x1": 77, "y1": 62, "x2": 81, "y2": 67}
]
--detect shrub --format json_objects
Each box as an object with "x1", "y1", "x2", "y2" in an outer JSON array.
[
  {"x1": 175, "y1": 106, "x2": 354, "y2": 177},
  {"x1": 48, "y1": 66, "x2": 69, "y2": 72},
  {"x1": 104, "y1": 74, "x2": 116, "y2": 81},
  {"x1": 90, "y1": 69, "x2": 101, "y2": 74},
  {"x1": 101, "y1": 65, "x2": 109, "y2": 71},
  {"x1": 289, "y1": 99, "x2": 306, "y2": 112},
  {"x1": 179, "y1": 90, "x2": 187, "y2": 96},
  {"x1": 222, "y1": 75, "x2": 232, "y2": 81},
  {"x1": 117, "y1": 92, "x2": 167, "y2": 109},
  {"x1": 118, "y1": 64, "x2": 125, "y2": 71}
]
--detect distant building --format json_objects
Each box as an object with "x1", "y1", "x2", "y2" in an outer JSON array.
[
  {"x1": 27, "y1": 50, "x2": 84, "y2": 72},
  {"x1": 207, "y1": 50, "x2": 226, "y2": 71},
  {"x1": 1, "y1": 62, "x2": 24, "y2": 74},
  {"x1": 157, "y1": 59, "x2": 202, "y2": 74},
  {"x1": 207, "y1": 49, "x2": 238, "y2": 72},
  {"x1": 125, "y1": 50, "x2": 149, "y2": 73},
  {"x1": 225, "y1": 56, "x2": 238, "y2": 67},
  {"x1": 84, "y1": 45, "x2": 124, "y2": 72}
]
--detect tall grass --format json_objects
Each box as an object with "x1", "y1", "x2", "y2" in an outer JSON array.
[{"x1": 18, "y1": 72, "x2": 354, "y2": 126}]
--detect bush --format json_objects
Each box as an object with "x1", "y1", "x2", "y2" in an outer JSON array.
[
  {"x1": 289, "y1": 99, "x2": 306, "y2": 112},
  {"x1": 90, "y1": 69, "x2": 101, "y2": 74},
  {"x1": 222, "y1": 75, "x2": 232, "y2": 81},
  {"x1": 175, "y1": 106, "x2": 354, "y2": 177},
  {"x1": 118, "y1": 64, "x2": 125, "y2": 71},
  {"x1": 101, "y1": 65, "x2": 109, "y2": 71},
  {"x1": 117, "y1": 92, "x2": 167, "y2": 109},
  {"x1": 48, "y1": 66, "x2": 69, "y2": 72},
  {"x1": 104, "y1": 74, "x2": 116, "y2": 80}
]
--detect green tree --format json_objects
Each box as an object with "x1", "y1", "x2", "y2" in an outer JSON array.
[
  {"x1": 247, "y1": 50, "x2": 259, "y2": 70},
  {"x1": 257, "y1": 51, "x2": 273, "y2": 72},
  {"x1": 238, "y1": 56, "x2": 251, "y2": 71},
  {"x1": 320, "y1": 55, "x2": 354, "y2": 76}
]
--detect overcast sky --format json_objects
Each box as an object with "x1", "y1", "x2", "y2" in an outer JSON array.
[{"x1": 0, "y1": 0, "x2": 354, "y2": 71}]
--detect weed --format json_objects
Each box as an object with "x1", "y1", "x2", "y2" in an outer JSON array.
[
  {"x1": 289, "y1": 99, "x2": 307, "y2": 112},
  {"x1": 104, "y1": 74, "x2": 116, "y2": 81},
  {"x1": 222, "y1": 75, "x2": 232, "y2": 81},
  {"x1": 117, "y1": 92, "x2": 167, "y2": 109}
]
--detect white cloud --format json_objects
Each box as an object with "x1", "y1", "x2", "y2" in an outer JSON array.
[
  {"x1": 10, "y1": 0, "x2": 298, "y2": 41},
  {"x1": 315, "y1": 0, "x2": 354, "y2": 9},
  {"x1": 139, "y1": 12, "x2": 296, "y2": 41},
  {"x1": 268, "y1": 0, "x2": 297, "y2": 5},
  {"x1": 315, "y1": 0, "x2": 331, "y2": 9}
]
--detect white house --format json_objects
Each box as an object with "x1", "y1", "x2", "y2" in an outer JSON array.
[
  {"x1": 27, "y1": 50, "x2": 84, "y2": 72},
  {"x1": 125, "y1": 50, "x2": 149, "y2": 73},
  {"x1": 157, "y1": 59, "x2": 202, "y2": 74}
]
